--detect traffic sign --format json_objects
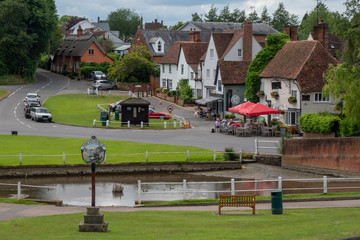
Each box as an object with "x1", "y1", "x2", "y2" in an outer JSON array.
[{"x1": 167, "y1": 105, "x2": 173, "y2": 114}]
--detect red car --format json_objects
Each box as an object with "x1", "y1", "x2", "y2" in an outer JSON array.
[{"x1": 149, "y1": 108, "x2": 171, "y2": 120}]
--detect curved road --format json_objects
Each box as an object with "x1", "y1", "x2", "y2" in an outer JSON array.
[{"x1": 0, "y1": 69, "x2": 279, "y2": 153}]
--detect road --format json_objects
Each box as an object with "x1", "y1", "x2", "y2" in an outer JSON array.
[{"x1": 0, "y1": 69, "x2": 279, "y2": 153}]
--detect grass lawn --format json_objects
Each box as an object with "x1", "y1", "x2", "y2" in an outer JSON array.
[
  {"x1": 0, "y1": 89, "x2": 8, "y2": 99},
  {"x1": 0, "y1": 198, "x2": 41, "y2": 205},
  {"x1": 42, "y1": 94, "x2": 179, "y2": 128},
  {"x1": 0, "y1": 75, "x2": 32, "y2": 85},
  {"x1": 0, "y1": 135, "x2": 224, "y2": 166},
  {"x1": 0, "y1": 208, "x2": 359, "y2": 239}
]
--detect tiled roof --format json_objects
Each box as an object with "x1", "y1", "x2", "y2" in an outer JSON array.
[
  {"x1": 259, "y1": 40, "x2": 339, "y2": 92},
  {"x1": 218, "y1": 60, "x2": 251, "y2": 85},
  {"x1": 92, "y1": 22, "x2": 110, "y2": 31},
  {"x1": 120, "y1": 97, "x2": 150, "y2": 106},
  {"x1": 221, "y1": 30, "x2": 243, "y2": 59},
  {"x1": 157, "y1": 42, "x2": 182, "y2": 64},
  {"x1": 182, "y1": 42, "x2": 208, "y2": 65},
  {"x1": 54, "y1": 34, "x2": 106, "y2": 57},
  {"x1": 212, "y1": 33, "x2": 234, "y2": 59}
]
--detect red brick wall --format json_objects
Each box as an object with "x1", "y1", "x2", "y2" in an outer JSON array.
[
  {"x1": 283, "y1": 137, "x2": 360, "y2": 173},
  {"x1": 80, "y1": 42, "x2": 114, "y2": 64}
]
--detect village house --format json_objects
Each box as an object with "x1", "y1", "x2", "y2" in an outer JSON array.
[
  {"x1": 258, "y1": 40, "x2": 339, "y2": 126},
  {"x1": 52, "y1": 26, "x2": 114, "y2": 74}
]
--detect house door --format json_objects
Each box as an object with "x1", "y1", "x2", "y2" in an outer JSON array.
[{"x1": 226, "y1": 89, "x2": 232, "y2": 110}]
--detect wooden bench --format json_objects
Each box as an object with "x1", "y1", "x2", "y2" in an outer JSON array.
[{"x1": 218, "y1": 194, "x2": 256, "y2": 215}]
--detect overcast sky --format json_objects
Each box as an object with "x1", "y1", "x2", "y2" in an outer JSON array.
[{"x1": 55, "y1": 0, "x2": 347, "y2": 26}]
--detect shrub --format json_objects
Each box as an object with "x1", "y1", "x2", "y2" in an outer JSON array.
[
  {"x1": 167, "y1": 90, "x2": 177, "y2": 97},
  {"x1": 275, "y1": 132, "x2": 292, "y2": 154},
  {"x1": 223, "y1": 147, "x2": 240, "y2": 161},
  {"x1": 162, "y1": 88, "x2": 168, "y2": 94},
  {"x1": 156, "y1": 88, "x2": 162, "y2": 93},
  {"x1": 299, "y1": 113, "x2": 340, "y2": 134},
  {"x1": 339, "y1": 118, "x2": 360, "y2": 137}
]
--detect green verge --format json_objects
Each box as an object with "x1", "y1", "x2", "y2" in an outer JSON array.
[
  {"x1": 0, "y1": 89, "x2": 8, "y2": 99},
  {"x1": 42, "y1": 94, "x2": 179, "y2": 128},
  {"x1": 0, "y1": 75, "x2": 32, "y2": 85},
  {"x1": 0, "y1": 198, "x2": 41, "y2": 205},
  {"x1": 0, "y1": 208, "x2": 360, "y2": 240},
  {"x1": 0, "y1": 135, "x2": 224, "y2": 166},
  {"x1": 143, "y1": 192, "x2": 360, "y2": 205}
]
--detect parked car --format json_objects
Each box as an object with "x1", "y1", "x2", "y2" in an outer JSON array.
[
  {"x1": 24, "y1": 101, "x2": 41, "y2": 118},
  {"x1": 93, "y1": 80, "x2": 117, "y2": 90},
  {"x1": 24, "y1": 93, "x2": 40, "y2": 103},
  {"x1": 108, "y1": 100, "x2": 123, "y2": 112},
  {"x1": 149, "y1": 108, "x2": 171, "y2": 120},
  {"x1": 30, "y1": 107, "x2": 52, "y2": 122},
  {"x1": 90, "y1": 71, "x2": 106, "y2": 80}
]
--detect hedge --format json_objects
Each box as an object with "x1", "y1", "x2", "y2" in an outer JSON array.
[{"x1": 299, "y1": 113, "x2": 340, "y2": 134}]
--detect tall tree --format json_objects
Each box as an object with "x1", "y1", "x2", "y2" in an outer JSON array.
[
  {"x1": 191, "y1": 12, "x2": 203, "y2": 22},
  {"x1": 260, "y1": 7, "x2": 272, "y2": 25},
  {"x1": 271, "y1": 2, "x2": 299, "y2": 31},
  {"x1": 344, "y1": 0, "x2": 360, "y2": 25},
  {"x1": 107, "y1": 8, "x2": 141, "y2": 43},
  {"x1": 0, "y1": 0, "x2": 57, "y2": 79},
  {"x1": 219, "y1": 5, "x2": 232, "y2": 22},
  {"x1": 204, "y1": 4, "x2": 219, "y2": 22},
  {"x1": 231, "y1": 9, "x2": 246, "y2": 23},
  {"x1": 245, "y1": 33, "x2": 291, "y2": 102},
  {"x1": 171, "y1": 21, "x2": 184, "y2": 31},
  {"x1": 248, "y1": 8, "x2": 260, "y2": 23}
]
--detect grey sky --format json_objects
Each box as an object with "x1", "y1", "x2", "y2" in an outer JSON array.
[{"x1": 55, "y1": 0, "x2": 347, "y2": 26}]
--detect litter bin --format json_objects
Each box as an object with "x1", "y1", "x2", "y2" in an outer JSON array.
[
  {"x1": 115, "y1": 111, "x2": 119, "y2": 121},
  {"x1": 271, "y1": 190, "x2": 283, "y2": 214},
  {"x1": 100, "y1": 112, "x2": 108, "y2": 126}
]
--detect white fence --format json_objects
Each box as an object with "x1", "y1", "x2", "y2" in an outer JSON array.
[
  {"x1": 0, "y1": 182, "x2": 59, "y2": 201},
  {"x1": 136, "y1": 176, "x2": 360, "y2": 205},
  {"x1": 255, "y1": 138, "x2": 279, "y2": 155}
]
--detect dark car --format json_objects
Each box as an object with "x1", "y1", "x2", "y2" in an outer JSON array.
[
  {"x1": 24, "y1": 101, "x2": 41, "y2": 118},
  {"x1": 108, "y1": 100, "x2": 123, "y2": 112},
  {"x1": 90, "y1": 71, "x2": 106, "y2": 80},
  {"x1": 149, "y1": 108, "x2": 171, "y2": 120}
]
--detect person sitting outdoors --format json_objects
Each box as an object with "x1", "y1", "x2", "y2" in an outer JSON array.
[{"x1": 228, "y1": 118, "x2": 235, "y2": 126}]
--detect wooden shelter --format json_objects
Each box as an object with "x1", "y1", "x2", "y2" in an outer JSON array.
[{"x1": 120, "y1": 98, "x2": 150, "y2": 126}]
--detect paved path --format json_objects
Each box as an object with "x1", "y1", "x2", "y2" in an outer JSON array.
[{"x1": 1, "y1": 199, "x2": 360, "y2": 221}]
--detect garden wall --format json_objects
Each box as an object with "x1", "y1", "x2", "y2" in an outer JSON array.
[{"x1": 283, "y1": 137, "x2": 360, "y2": 174}]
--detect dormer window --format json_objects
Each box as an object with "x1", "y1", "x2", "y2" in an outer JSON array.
[{"x1": 158, "y1": 41, "x2": 162, "y2": 51}]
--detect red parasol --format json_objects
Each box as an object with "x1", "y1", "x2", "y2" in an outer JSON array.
[
  {"x1": 228, "y1": 101, "x2": 255, "y2": 113},
  {"x1": 242, "y1": 103, "x2": 280, "y2": 116}
]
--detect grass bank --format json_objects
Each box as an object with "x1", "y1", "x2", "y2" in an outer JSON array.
[
  {"x1": 0, "y1": 135, "x2": 224, "y2": 166},
  {"x1": 43, "y1": 94, "x2": 178, "y2": 128},
  {"x1": 0, "y1": 89, "x2": 8, "y2": 99},
  {"x1": 0, "y1": 208, "x2": 359, "y2": 239},
  {"x1": 0, "y1": 198, "x2": 41, "y2": 205},
  {"x1": 0, "y1": 75, "x2": 32, "y2": 85}
]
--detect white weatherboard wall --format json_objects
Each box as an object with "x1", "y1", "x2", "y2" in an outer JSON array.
[
  {"x1": 202, "y1": 36, "x2": 219, "y2": 98},
  {"x1": 150, "y1": 37, "x2": 165, "y2": 56},
  {"x1": 223, "y1": 36, "x2": 262, "y2": 61},
  {"x1": 177, "y1": 48, "x2": 194, "y2": 88},
  {"x1": 160, "y1": 63, "x2": 178, "y2": 90}
]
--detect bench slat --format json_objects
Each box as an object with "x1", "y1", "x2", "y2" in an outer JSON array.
[{"x1": 218, "y1": 194, "x2": 256, "y2": 215}]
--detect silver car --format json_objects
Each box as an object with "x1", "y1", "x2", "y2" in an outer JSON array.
[
  {"x1": 90, "y1": 71, "x2": 106, "y2": 80},
  {"x1": 93, "y1": 80, "x2": 117, "y2": 90},
  {"x1": 24, "y1": 93, "x2": 40, "y2": 103},
  {"x1": 30, "y1": 107, "x2": 52, "y2": 122}
]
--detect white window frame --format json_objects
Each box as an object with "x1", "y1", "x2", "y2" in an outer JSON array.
[
  {"x1": 162, "y1": 64, "x2": 165, "y2": 73},
  {"x1": 162, "y1": 79, "x2": 167, "y2": 88},
  {"x1": 181, "y1": 64, "x2": 184, "y2": 75},
  {"x1": 217, "y1": 80, "x2": 222, "y2": 92},
  {"x1": 168, "y1": 79, "x2": 173, "y2": 90},
  {"x1": 314, "y1": 92, "x2": 330, "y2": 102},
  {"x1": 158, "y1": 41, "x2": 162, "y2": 52},
  {"x1": 238, "y1": 49, "x2": 242, "y2": 57},
  {"x1": 210, "y1": 49, "x2": 214, "y2": 59},
  {"x1": 206, "y1": 69, "x2": 210, "y2": 77},
  {"x1": 168, "y1": 64, "x2": 172, "y2": 73},
  {"x1": 88, "y1": 49, "x2": 94, "y2": 55}
]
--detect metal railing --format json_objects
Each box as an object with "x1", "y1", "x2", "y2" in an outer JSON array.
[
  {"x1": 0, "y1": 182, "x2": 59, "y2": 201},
  {"x1": 136, "y1": 176, "x2": 360, "y2": 205}
]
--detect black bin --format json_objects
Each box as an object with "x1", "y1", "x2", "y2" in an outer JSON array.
[
  {"x1": 100, "y1": 112, "x2": 108, "y2": 126},
  {"x1": 271, "y1": 190, "x2": 283, "y2": 214}
]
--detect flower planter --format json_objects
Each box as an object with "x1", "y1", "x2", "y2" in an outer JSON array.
[
  {"x1": 288, "y1": 97, "x2": 297, "y2": 104},
  {"x1": 270, "y1": 92, "x2": 279, "y2": 98},
  {"x1": 256, "y1": 91, "x2": 264, "y2": 97}
]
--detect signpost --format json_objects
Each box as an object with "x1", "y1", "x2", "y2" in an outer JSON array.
[
  {"x1": 79, "y1": 136, "x2": 108, "y2": 232},
  {"x1": 167, "y1": 105, "x2": 173, "y2": 114}
]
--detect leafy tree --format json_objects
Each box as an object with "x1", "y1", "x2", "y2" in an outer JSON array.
[
  {"x1": 97, "y1": 36, "x2": 115, "y2": 52},
  {"x1": 177, "y1": 79, "x2": 193, "y2": 100},
  {"x1": 204, "y1": 4, "x2": 219, "y2": 22},
  {"x1": 231, "y1": 9, "x2": 246, "y2": 23},
  {"x1": 245, "y1": 33, "x2": 291, "y2": 102},
  {"x1": 107, "y1": 46, "x2": 154, "y2": 82},
  {"x1": 344, "y1": 0, "x2": 360, "y2": 25},
  {"x1": 271, "y1": 2, "x2": 299, "y2": 31},
  {"x1": 0, "y1": 0, "x2": 57, "y2": 79},
  {"x1": 191, "y1": 12, "x2": 203, "y2": 22},
  {"x1": 248, "y1": 9, "x2": 260, "y2": 23},
  {"x1": 171, "y1": 21, "x2": 184, "y2": 31},
  {"x1": 107, "y1": 8, "x2": 141, "y2": 42},
  {"x1": 219, "y1": 5, "x2": 232, "y2": 22},
  {"x1": 260, "y1": 7, "x2": 272, "y2": 25}
]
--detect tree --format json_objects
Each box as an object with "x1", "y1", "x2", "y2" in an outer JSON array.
[
  {"x1": 248, "y1": 9, "x2": 260, "y2": 23},
  {"x1": 171, "y1": 21, "x2": 184, "y2": 31},
  {"x1": 231, "y1": 9, "x2": 246, "y2": 23},
  {"x1": 260, "y1": 7, "x2": 272, "y2": 25},
  {"x1": 219, "y1": 5, "x2": 232, "y2": 22},
  {"x1": 245, "y1": 33, "x2": 291, "y2": 102},
  {"x1": 107, "y1": 46, "x2": 154, "y2": 82},
  {"x1": 0, "y1": 0, "x2": 57, "y2": 79},
  {"x1": 344, "y1": 0, "x2": 360, "y2": 25},
  {"x1": 271, "y1": 2, "x2": 299, "y2": 31},
  {"x1": 204, "y1": 4, "x2": 219, "y2": 22},
  {"x1": 107, "y1": 8, "x2": 141, "y2": 42},
  {"x1": 191, "y1": 12, "x2": 203, "y2": 22}
]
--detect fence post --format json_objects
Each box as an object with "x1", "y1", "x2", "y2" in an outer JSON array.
[
  {"x1": 19, "y1": 153, "x2": 22, "y2": 165},
  {"x1": 164, "y1": 122, "x2": 167, "y2": 129},
  {"x1": 141, "y1": 121, "x2": 143, "y2": 129},
  {"x1": 173, "y1": 121, "x2": 176, "y2": 128},
  {"x1": 278, "y1": 176, "x2": 282, "y2": 191},
  {"x1": 106, "y1": 120, "x2": 109, "y2": 128},
  {"x1": 93, "y1": 119, "x2": 96, "y2": 127},
  {"x1": 17, "y1": 181, "x2": 21, "y2": 200},
  {"x1": 87, "y1": 88, "x2": 90, "y2": 95},
  {"x1": 323, "y1": 176, "x2": 328, "y2": 194},
  {"x1": 183, "y1": 179, "x2": 187, "y2": 200},
  {"x1": 104, "y1": 153, "x2": 107, "y2": 164},
  {"x1": 254, "y1": 179, "x2": 258, "y2": 195},
  {"x1": 56, "y1": 185, "x2": 59, "y2": 203},
  {"x1": 240, "y1": 149, "x2": 242, "y2": 163},
  {"x1": 187, "y1": 150, "x2": 189, "y2": 161},
  {"x1": 63, "y1": 152, "x2": 65, "y2": 164},
  {"x1": 180, "y1": 121, "x2": 182, "y2": 127},
  {"x1": 146, "y1": 151, "x2": 148, "y2": 162},
  {"x1": 127, "y1": 121, "x2": 130, "y2": 128},
  {"x1": 214, "y1": 150, "x2": 216, "y2": 161},
  {"x1": 231, "y1": 179, "x2": 235, "y2": 195},
  {"x1": 255, "y1": 138, "x2": 259, "y2": 155},
  {"x1": 138, "y1": 180, "x2": 142, "y2": 205}
]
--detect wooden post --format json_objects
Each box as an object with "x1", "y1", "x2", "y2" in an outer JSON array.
[{"x1": 91, "y1": 163, "x2": 96, "y2": 207}]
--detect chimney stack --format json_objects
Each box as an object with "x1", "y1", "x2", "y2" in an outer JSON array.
[
  {"x1": 188, "y1": 28, "x2": 200, "y2": 42},
  {"x1": 98, "y1": 16, "x2": 100, "y2": 23},
  {"x1": 282, "y1": 25, "x2": 298, "y2": 41},
  {"x1": 65, "y1": 29, "x2": 70, "y2": 37},
  {"x1": 313, "y1": 18, "x2": 328, "y2": 49},
  {"x1": 243, "y1": 19, "x2": 253, "y2": 61},
  {"x1": 77, "y1": 25, "x2": 83, "y2": 37},
  {"x1": 102, "y1": 33, "x2": 106, "y2": 51}
]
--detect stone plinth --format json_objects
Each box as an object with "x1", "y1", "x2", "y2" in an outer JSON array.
[{"x1": 79, "y1": 206, "x2": 108, "y2": 232}]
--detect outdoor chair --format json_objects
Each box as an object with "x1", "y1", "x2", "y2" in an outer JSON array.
[
  {"x1": 235, "y1": 127, "x2": 244, "y2": 136},
  {"x1": 226, "y1": 124, "x2": 236, "y2": 135},
  {"x1": 242, "y1": 125, "x2": 252, "y2": 136},
  {"x1": 260, "y1": 125, "x2": 271, "y2": 136}
]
